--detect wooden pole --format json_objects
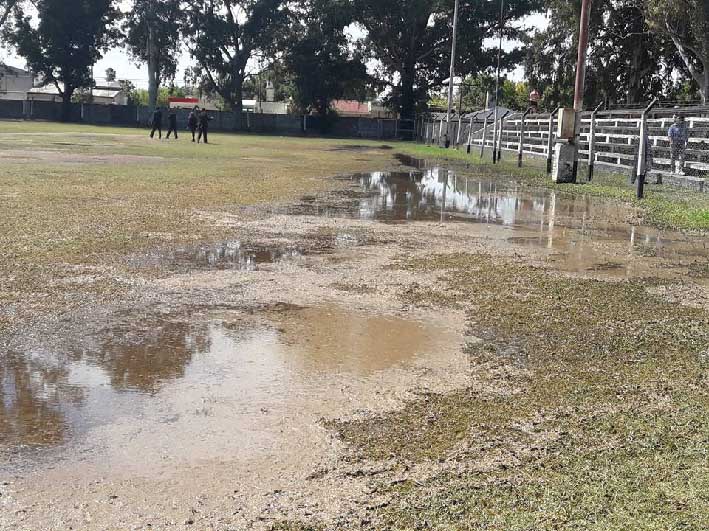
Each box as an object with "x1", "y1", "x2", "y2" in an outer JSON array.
[
  {"x1": 571, "y1": 0, "x2": 593, "y2": 182},
  {"x1": 445, "y1": 0, "x2": 460, "y2": 143}
]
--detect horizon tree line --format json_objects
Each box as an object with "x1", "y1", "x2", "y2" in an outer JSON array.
[{"x1": 0, "y1": 0, "x2": 708, "y2": 122}]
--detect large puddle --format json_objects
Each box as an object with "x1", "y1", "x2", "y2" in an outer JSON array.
[
  {"x1": 1, "y1": 305, "x2": 460, "y2": 474},
  {"x1": 293, "y1": 160, "x2": 708, "y2": 280}
]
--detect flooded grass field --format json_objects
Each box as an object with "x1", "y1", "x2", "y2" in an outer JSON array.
[{"x1": 1, "y1": 123, "x2": 708, "y2": 530}]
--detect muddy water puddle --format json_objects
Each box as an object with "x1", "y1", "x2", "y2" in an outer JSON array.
[
  {"x1": 1, "y1": 305, "x2": 460, "y2": 475},
  {"x1": 126, "y1": 240, "x2": 305, "y2": 272},
  {"x1": 291, "y1": 162, "x2": 708, "y2": 280}
]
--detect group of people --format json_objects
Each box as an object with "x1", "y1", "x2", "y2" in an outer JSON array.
[{"x1": 150, "y1": 106, "x2": 212, "y2": 144}]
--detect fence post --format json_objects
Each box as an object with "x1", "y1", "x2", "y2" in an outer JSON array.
[
  {"x1": 466, "y1": 114, "x2": 475, "y2": 153},
  {"x1": 546, "y1": 107, "x2": 560, "y2": 175},
  {"x1": 455, "y1": 115, "x2": 463, "y2": 148},
  {"x1": 492, "y1": 109, "x2": 499, "y2": 163},
  {"x1": 518, "y1": 109, "x2": 531, "y2": 167},
  {"x1": 480, "y1": 111, "x2": 490, "y2": 159},
  {"x1": 497, "y1": 111, "x2": 510, "y2": 162},
  {"x1": 636, "y1": 98, "x2": 658, "y2": 199},
  {"x1": 438, "y1": 119, "x2": 444, "y2": 146},
  {"x1": 587, "y1": 102, "x2": 604, "y2": 181}
]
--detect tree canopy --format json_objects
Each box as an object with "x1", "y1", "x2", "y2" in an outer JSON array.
[{"x1": 3, "y1": 0, "x2": 119, "y2": 119}]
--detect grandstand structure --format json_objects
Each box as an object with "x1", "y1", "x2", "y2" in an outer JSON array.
[{"x1": 419, "y1": 105, "x2": 709, "y2": 192}]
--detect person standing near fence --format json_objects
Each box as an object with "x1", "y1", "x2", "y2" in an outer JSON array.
[
  {"x1": 188, "y1": 106, "x2": 198, "y2": 142},
  {"x1": 197, "y1": 108, "x2": 211, "y2": 144},
  {"x1": 166, "y1": 107, "x2": 179, "y2": 139},
  {"x1": 150, "y1": 106, "x2": 163, "y2": 139},
  {"x1": 668, "y1": 114, "x2": 689, "y2": 175}
]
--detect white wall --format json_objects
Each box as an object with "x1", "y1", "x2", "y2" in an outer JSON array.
[{"x1": 0, "y1": 71, "x2": 33, "y2": 100}]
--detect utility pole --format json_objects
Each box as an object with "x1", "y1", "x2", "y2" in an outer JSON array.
[
  {"x1": 492, "y1": 0, "x2": 504, "y2": 163},
  {"x1": 445, "y1": 0, "x2": 460, "y2": 146},
  {"x1": 571, "y1": 0, "x2": 592, "y2": 181}
]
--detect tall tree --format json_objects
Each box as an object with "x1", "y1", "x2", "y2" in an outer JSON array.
[
  {"x1": 353, "y1": 0, "x2": 541, "y2": 120},
  {"x1": 3, "y1": 0, "x2": 119, "y2": 120},
  {"x1": 285, "y1": 0, "x2": 372, "y2": 117},
  {"x1": 124, "y1": 0, "x2": 184, "y2": 111},
  {"x1": 646, "y1": 0, "x2": 709, "y2": 103},
  {"x1": 183, "y1": 0, "x2": 289, "y2": 115},
  {"x1": 526, "y1": 0, "x2": 682, "y2": 109}
]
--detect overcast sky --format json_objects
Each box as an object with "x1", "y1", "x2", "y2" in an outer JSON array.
[{"x1": 0, "y1": 9, "x2": 548, "y2": 89}]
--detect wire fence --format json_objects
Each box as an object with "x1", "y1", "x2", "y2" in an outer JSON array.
[{"x1": 417, "y1": 104, "x2": 709, "y2": 193}]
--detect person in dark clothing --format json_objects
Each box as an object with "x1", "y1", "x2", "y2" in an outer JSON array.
[
  {"x1": 166, "y1": 108, "x2": 179, "y2": 139},
  {"x1": 150, "y1": 107, "x2": 163, "y2": 139},
  {"x1": 197, "y1": 108, "x2": 211, "y2": 144},
  {"x1": 187, "y1": 106, "x2": 199, "y2": 142}
]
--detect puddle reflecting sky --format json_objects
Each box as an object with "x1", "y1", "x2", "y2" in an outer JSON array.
[
  {"x1": 308, "y1": 166, "x2": 708, "y2": 279},
  {"x1": 1, "y1": 306, "x2": 456, "y2": 471}
]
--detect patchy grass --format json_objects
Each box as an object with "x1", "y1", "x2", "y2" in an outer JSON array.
[
  {"x1": 0, "y1": 121, "x2": 396, "y2": 327},
  {"x1": 330, "y1": 253, "x2": 709, "y2": 530},
  {"x1": 392, "y1": 143, "x2": 709, "y2": 232}
]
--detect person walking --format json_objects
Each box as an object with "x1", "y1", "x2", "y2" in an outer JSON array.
[
  {"x1": 197, "y1": 108, "x2": 211, "y2": 144},
  {"x1": 166, "y1": 107, "x2": 179, "y2": 139},
  {"x1": 187, "y1": 106, "x2": 198, "y2": 142},
  {"x1": 668, "y1": 114, "x2": 689, "y2": 175},
  {"x1": 150, "y1": 106, "x2": 163, "y2": 139}
]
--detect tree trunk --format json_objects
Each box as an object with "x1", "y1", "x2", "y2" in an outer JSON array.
[
  {"x1": 400, "y1": 59, "x2": 416, "y2": 121},
  {"x1": 61, "y1": 87, "x2": 74, "y2": 122},
  {"x1": 147, "y1": 18, "x2": 159, "y2": 111}
]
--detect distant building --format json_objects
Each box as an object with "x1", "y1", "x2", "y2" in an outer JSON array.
[
  {"x1": 27, "y1": 81, "x2": 128, "y2": 105},
  {"x1": 0, "y1": 64, "x2": 34, "y2": 101},
  {"x1": 331, "y1": 100, "x2": 397, "y2": 119}
]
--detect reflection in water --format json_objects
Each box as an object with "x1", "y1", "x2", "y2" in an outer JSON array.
[
  {"x1": 1, "y1": 351, "x2": 77, "y2": 447},
  {"x1": 324, "y1": 167, "x2": 707, "y2": 277},
  {"x1": 1, "y1": 306, "x2": 453, "y2": 460},
  {"x1": 128, "y1": 240, "x2": 303, "y2": 272}
]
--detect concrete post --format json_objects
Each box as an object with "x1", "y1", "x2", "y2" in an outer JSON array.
[
  {"x1": 546, "y1": 107, "x2": 560, "y2": 175},
  {"x1": 466, "y1": 114, "x2": 475, "y2": 153},
  {"x1": 455, "y1": 116, "x2": 463, "y2": 148}
]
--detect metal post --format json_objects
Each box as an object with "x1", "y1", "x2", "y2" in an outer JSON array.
[
  {"x1": 492, "y1": 0, "x2": 505, "y2": 164},
  {"x1": 636, "y1": 98, "x2": 658, "y2": 199},
  {"x1": 518, "y1": 108, "x2": 531, "y2": 167},
  {"x1": 466, "y1": 114, "x2": 475, "y2": 153},
  {"x1": 546, "y1": 107, "x2": 560, "y2": 175},
  {"x1": 480, "y1": 111, "x2": 490, "y2": 159},
  {"x1": 587, "y1": 101, "x2": 604, "y2": 181},
  {"x1": 571, "y1": 0, "x2": 593, "y2": 182},
  {"x1": 445, "y1": 0, "x2": 460, "y2": 141}
]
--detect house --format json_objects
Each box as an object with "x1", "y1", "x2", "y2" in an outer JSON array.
[
  {"x1": 0, "y1": 64, "x2": 34, "y2": 101},
  {"x1": 27, "y1": 81, "x2": 128, "y2": 105},
  {"x1": 332, "y1": 100, "x2": 397, "y2": 119}
]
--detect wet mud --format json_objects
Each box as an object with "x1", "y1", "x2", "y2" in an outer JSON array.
[{"x1": 2, "y1": 156, "x2": 708, "y2": 530}]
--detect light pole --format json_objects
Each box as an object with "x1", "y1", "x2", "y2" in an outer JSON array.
[
  {"x1": 571, "y1": 0, "x2": 592, "y2": 181},
  {"x1": 445, "y1": 0, "x2": 460, "y2": 147},
  {"x1": 492, "y1": 0, "x2": 504, "y2": 164}
]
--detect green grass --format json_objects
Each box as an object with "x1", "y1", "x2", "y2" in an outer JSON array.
[
  {"x1": 391, "y1": 143, "x2": 709, "y2": 232},
  {"x1": 329, "y1": 253, "x2": 709, "y2": 530}
]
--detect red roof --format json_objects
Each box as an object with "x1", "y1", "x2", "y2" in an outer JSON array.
[{"x1": 332, "y1": 100, "x2": 369, "y2": 114}]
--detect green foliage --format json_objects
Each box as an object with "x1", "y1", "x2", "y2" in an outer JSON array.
[
  {"x1": 183, "y1": 0, "x2": 289, "y2": 113},
  {"x1": 284, "y1": 0, "x2": 373, "y2": 117},
  {"x1": 459, "y1": 73, "x2": 530, "y2": 111},
  {"x1": 130, "y1": 85, "x2": 188, "y2": 107},
  {"x1": 123, "y1": 0, "x2": 184, "y2": 108},
  {"x1": 525, "y1": 0, "x2": 684, "y2": 110},
  {"x1": 3, "y1": 0, "x2": 119, "y2": 119},
  {"x1": 646, "y1": 0, "x2": 709, "y2": 103},
  {"x1": 353, "y1": 0, "x2": 542, "y2": 119}
]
